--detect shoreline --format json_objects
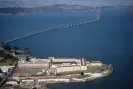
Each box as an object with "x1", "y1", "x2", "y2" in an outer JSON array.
[
  {"x1": 13, "y1": 68, "x2": 113, "y2": 89},
  {"x1": 0, "y1": 5, "x2": 132, "y2": 16},
  {"x1": 15, "y1": 64, "x2": 113, "y2": 89},
  {"x1": 0, "y1": 10, "x2": 94, "y2": 16}
]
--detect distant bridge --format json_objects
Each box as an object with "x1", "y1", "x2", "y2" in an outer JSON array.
[{"x1": 4, "y1": 9, "x2": 101, "y2": 44}]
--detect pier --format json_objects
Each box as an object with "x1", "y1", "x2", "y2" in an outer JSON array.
[{"x1": 4, "y1": 9, "x2": 101, "y2": 44}]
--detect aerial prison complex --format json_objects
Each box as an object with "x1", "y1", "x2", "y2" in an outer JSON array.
[{"x1": 12, "y1": 57, "x2": 103, "y2": 77}]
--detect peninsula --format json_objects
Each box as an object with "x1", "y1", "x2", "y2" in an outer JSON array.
[{"x1": 0, "y1": 44, "x2": 113, "y2": 89}]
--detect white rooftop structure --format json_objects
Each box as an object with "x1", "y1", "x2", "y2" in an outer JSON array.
[
  {"x1": 0, "y1": 66, "x2": 14, "y2": 72},
  {"x1": 18, "y1": 58, "x2": 49, "y2": 68}
]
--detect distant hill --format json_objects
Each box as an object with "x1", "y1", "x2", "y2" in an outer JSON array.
[
  {"x1": 0, "y1": 4, "x2": 132, "y2": 14},
  {"x1": 0, "y1": 4, "x2": 97, "y2": 14}
]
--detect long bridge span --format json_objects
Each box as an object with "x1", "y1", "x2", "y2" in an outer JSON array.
[{"x1": 4, "y1": 9, "x2": 101, "y2": 44}]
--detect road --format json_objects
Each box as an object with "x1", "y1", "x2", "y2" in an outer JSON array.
[{"x1": 0, "y1": 47, "x2": 18, "y2": 88}]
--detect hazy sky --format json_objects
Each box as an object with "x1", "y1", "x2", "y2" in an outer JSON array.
[{"x1": 0, "y1": 0, "x2": 132, "y2": 7}]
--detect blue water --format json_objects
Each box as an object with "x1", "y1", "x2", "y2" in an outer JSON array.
[{"x1": 0, "y1": 8, "x2": 133, "y2": 89}]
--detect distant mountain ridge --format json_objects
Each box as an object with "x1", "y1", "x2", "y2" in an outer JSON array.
[
  {"x1": 0, "y1": 4, "x2": 97, "y2": 14},
  {"x1": 0, "y1": 4, "x2": 132, "y2": 14}
]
